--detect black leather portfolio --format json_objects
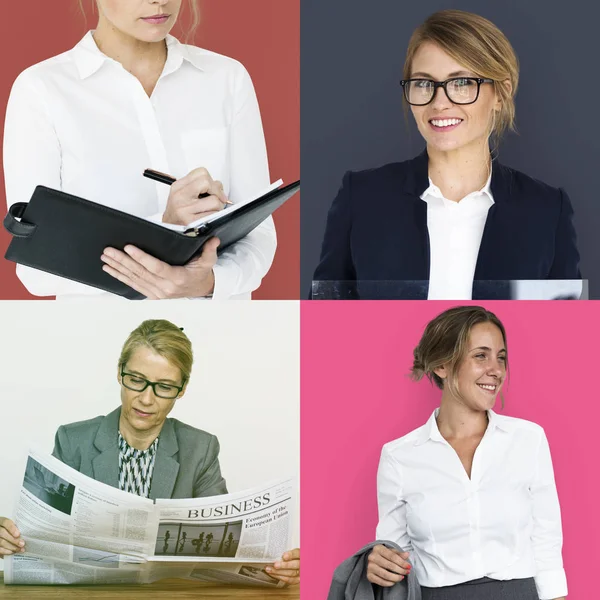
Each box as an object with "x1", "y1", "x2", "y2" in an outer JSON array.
[{"x1": 3, "y1": 181, "x2": 300, "y2": 299}]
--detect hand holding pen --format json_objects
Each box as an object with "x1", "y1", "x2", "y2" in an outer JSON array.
[{"x1": 144, "y1": 167, "x2": 232, "y2": 227}]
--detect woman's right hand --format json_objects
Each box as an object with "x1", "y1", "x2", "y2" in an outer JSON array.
[
  {"x1": 0, "y1": 517, "x2": 25, "y2": 557},
  {"x1": 162, "y1": 167, "x2": 229, "y2": 226},
  {"x1": 366, "y1": 544, "x2": 412, "y2": 587}
]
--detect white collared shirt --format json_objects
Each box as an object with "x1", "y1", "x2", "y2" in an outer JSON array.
[
  {"x1": 376, "y1": 410, "x2": 567, "y2": 600},
  {"x1": 421, "y1": 176, "x2": 493, "y2": 300},
  {"x1": 3, "y1": 32, "x2": 276, "y2": 300}
]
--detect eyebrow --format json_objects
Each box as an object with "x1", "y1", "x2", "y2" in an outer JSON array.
[
  {"x1": 126, "y1": 369, "x2": 179, "y2": 385},
  {"x1": 410, "y1": 70, "x2": 476, "y2": 79},
  {"x1": 469, "y1": 346, "x2": 507, "y2": 353}
]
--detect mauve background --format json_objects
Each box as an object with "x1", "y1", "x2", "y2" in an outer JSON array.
[
  {"x1": 0, "y1": 0, "x2": 299, "y2": 299},
  {"x1": 300, "y1": 0, "x2": 600, "y2": 298},
  {"x1": 301, "y1": 300, "x2": 600, "y2": 599}
]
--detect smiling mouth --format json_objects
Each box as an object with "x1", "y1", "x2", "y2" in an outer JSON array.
[
  {"x1": 477, "y1": 383, "x2": 497, "y2": 392},
  {"x1": 429, "y1": 118, "x2": 463, "y2": 131}
]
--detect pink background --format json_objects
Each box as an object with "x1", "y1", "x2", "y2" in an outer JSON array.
[{"x1": 301, "y1": 301, "x2": 599, "y2": 599}]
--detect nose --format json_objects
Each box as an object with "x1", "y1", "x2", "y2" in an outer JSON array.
[
  {"x1": 430, "y1": 84, "x2": 453, "y2": 111},
  {"x1": 138, "y1": 386, "x2": 157, "y2": 406},
  {"x1": 487, "y1": 359, "x2": 504, "y2": 378}
]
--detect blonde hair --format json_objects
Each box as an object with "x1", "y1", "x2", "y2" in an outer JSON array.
[
  {"x1": 411, "y1": 306, "x2": 508, "y2": 400},
  {"x1": 77, "y1": 0, "x2": 200, "y2": 41},
  {"x1": 403, "y1": 9, "x2": 519, "y2": 142},
  {"x1": 118, "y1": 320, "x2": 193, "y2": 384}
]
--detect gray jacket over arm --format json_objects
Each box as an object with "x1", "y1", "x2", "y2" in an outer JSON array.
[
  {"x1": 52, "y1": 407, "x2": 227, "y2": 500},
  {"x1": 327, "y1": 540, "x2": 421, "y2": 600}
]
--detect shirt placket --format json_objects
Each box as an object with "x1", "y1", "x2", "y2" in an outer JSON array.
[
  {"x1": 124, "y1": 69, "x2": 172, "y2": 214},
  {"x1": 467, "y1": 432, "x2": 489, "y2": 578}
]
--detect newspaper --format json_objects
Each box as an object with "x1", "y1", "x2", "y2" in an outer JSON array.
[{"x1": 4, "y1": 448, "x2": 295, "y2": 587}]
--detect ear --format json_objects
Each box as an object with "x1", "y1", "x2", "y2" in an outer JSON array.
[
  {"x1": 177, "y1": 380, "x2": 189, "y2": 400},
  {"x1": 493, "y1": 79, "x2": 512, "y2": 112},
  {"x1": 433, "y1": 364, "x2": 448, "y2": 382},
  {"x1": 117, "y1": 365, "x2": 122, "y2": 385}
]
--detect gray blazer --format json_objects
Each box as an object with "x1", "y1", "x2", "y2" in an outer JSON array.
[
  {"x1": 327, "y1": 541, "x2": 421, "y2": 600},
  {"x1": 52, "y1": 407, "x2": 228, "y2": 500}
]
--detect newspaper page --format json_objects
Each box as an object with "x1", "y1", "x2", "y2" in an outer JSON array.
[
  {"x1": 147, "y1": 479, "x2": 295, "y2": 587},
  {"x1": 5, "y1": 449, "x2": 296, "y2": 588},
  {"x1": 4, "y1": 447, "x2": 157, "y2": 585}
]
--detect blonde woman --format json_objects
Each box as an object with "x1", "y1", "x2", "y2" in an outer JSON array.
[
  {"x1": 366, "y1": 306, "x2": 566, "y2": 600},
  {"x1": 4, "y1": 0, "x2": 276, "y2": 300},
  {"x1": 0, "y1": 320, "x2": 300, "y2": 585},
  {"x1": 313, "y1": 10, "x2": 580, "y2": 299}
]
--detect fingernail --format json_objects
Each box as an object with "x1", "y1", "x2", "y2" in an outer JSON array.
[
  {"x1": 283, "y1": 553, "x2": 289, "y2": 560},
  {"x1": 104, "y1": 248, "x2": 113, "y2": 257},
  {"x1": 274, "y1": 562, "x2": 281, "y2": 569},
  {"x1": 265, "y1": 567, "x2": 272, "y2": 572},
  {"x1": 19, "y1": 541, "x2": 24, "y2": 547}
]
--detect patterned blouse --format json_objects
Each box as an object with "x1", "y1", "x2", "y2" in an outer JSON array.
[{"x1": 118, "y1": 432, "x2": 159, "y2": 498}]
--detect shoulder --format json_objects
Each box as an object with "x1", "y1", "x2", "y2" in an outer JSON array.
[
  {"x1": 343, "y1": 157, "x2": 419, "y2": 188},
  {"x1": 168, "y1": 417, "x2": 219, "y2": 447},
  {"x1": 178, "y1": 42, "x2": 250, "y2": 79},
  {"x1": 380, "y1": 421, "x2": 430, "y2": 460},
  {"x1": 495, "y1": 162, "x2": 565, "y2": 205},
  {"x1": 11, "y1": 49, "x2": 77, "y2": 92},
  {"x1": 56, "y1": 414, "x2": 106, "y2": 438},
  {"x1": 492, "y1": 412, "x2": 545, "y2": 437}
]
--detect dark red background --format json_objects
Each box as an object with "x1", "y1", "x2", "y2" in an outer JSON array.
[{"x1": 0, "y1": 0, "x2": 299, "y2": 299}]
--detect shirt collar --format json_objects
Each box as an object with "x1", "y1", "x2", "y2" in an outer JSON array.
[
  {"x1": 71, "y1": 31, "x2": 205, "y2": 80},
  {"x1": 421, "y1": 171, "x2": 493, "y2": 204},
  {"x1": 414, "y1": 407, "x2": 511, "y2": 446}
]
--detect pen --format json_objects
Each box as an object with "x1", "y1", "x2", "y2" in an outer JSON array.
[{"x1": 143, "y1": 169, "x2": 233, "y2": 203}]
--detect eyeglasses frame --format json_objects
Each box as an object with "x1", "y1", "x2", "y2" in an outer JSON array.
[
  {"x1": 120, "y1": 366, "x2": 186, "y2": 400},
  {"x1": 399, "y1": 77, "x2": 495, "y2": 106}
]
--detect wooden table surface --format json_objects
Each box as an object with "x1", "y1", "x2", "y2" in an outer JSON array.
[{"x1": 0, "y1": 573, "x2": 300, "y2": 599}]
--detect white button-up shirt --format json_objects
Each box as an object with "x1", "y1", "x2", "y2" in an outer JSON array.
[
  {"x1": 376, "y1": 409, "x2": 567, "y2": 600},
  {"x1": 421, "y1": 176, "x2": 493, "y2": 300},
  {"x1": 3, "y1": 32, "x2": 276, "y2": 300}
]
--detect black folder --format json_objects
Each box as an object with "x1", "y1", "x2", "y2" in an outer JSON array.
[{"x1": 3, "y1": 181, "x2": 300, "y2": 299}]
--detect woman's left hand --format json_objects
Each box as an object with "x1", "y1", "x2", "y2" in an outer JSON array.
[
  {"x1": 101, "y1": 238, "x2": 220, "y2": 299},
  {"x1": 265, "y1": 547, "x2": 300, "y2": 585}
]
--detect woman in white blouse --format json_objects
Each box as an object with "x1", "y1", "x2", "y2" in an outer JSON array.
[
  {"x1": 3, "y1": 0, "x2": 276, "y2": 300},
  {"x1": 313, "y1": 10, "x2": 580, "y2": 300},
  {"x1": 367, "y1": 306, "x2": 566, "y2": 600}
]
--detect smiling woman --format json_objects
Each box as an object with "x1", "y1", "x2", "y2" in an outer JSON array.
[
  {"x1": 312, "y1": 9, "x2": 581, "y2": 300},
  {"x1": 365, "y1": 306, "x2": 566, "y2": 600},
  {"x1": 3, "y1": 0, "x2": 277, "y2": 300}
]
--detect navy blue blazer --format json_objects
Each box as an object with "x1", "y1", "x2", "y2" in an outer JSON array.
[{"x1": 313, "y1": 152, "x2": 581, "y2": 299}]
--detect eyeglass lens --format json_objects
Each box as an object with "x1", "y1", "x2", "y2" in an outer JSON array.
[{"x1": 405, "y1": 78, "x2": 479, "y2": 105}]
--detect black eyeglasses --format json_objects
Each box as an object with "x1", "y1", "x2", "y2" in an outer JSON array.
[
  {"x1": 120, "y1": 367, "x2": 185, "y2": 400},
  {"x1": 400, "y1": 77, "x2": 494, "y2": 106}
]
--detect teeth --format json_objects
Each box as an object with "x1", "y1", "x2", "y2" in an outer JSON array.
[
  {"x1": 478, "y1": 384, "x2": 496, "y2": 391},
  {"x1": 430, "y1": 118, "x2": 462, "y2": 127}
]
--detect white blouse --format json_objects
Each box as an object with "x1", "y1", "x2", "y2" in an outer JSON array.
[
  {"x1": 421, "y1": 176, "x2": 493, "y2": 300},
  {"x1": 376, "y1": 409, "x2": 567, "y2": 600},
  {"x1": 3, "y1": 32, "x2": 276, "y2": 300}
]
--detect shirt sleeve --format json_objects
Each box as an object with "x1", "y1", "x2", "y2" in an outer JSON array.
[
  {"x1": 193, "y1": 435, "x2": 228, "y2": 498},
  {"x1": 211, "y1": 62, "x2": 277, "y2": 300},
  {"x1": 530, "y1": 429, "x2": 568, "y2": 600},
  {"x1": 3, "y1": 69, "x2": 99, "y2": 297},
  {"x1": 375, "y1": 445, "x2": 412, "y2": 551}
]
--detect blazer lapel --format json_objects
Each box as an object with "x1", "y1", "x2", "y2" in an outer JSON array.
[
  {"x1": 474, "y1": 162, "x2": 514, "y2": 281},
  {"x1": 91, "y1": 407, "x2": 121, "y2": 489},
  {"x1": 149, "y1": 418, "x2": 179, "y2": 500}
]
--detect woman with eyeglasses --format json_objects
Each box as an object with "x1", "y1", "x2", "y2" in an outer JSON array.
[
  {"x1": 3, "y1": 0, "x2": 277, "y2": 300},
  {"x1": 367, "y1": 306, "x2": 566, "y2": 600},
  {"x1": 312, "y1": 10, "x2": 580, "y2": 300},
  {"x1": 0, "y1": 319, "x2": 301, "y2": 586}
]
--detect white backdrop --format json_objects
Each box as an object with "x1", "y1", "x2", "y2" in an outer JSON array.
[{"x1": 0, "y1": 300, "x2": 300, "y2": 566}]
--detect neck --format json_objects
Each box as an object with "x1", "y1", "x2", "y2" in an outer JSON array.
[
  {"x1": 119, "y1": 413, "x2": 162, "y2": 451},
  {"x1": 427, "y1": 139, "x2": 491, "y2": 202},
  {"x1": 436, "y1": 394, "x2": 489, "y2": 440},
  {"x1": 93, "y1": 18, "x2": 167, "y2": 75}
]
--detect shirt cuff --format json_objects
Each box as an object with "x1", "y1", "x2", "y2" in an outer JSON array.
[
  {"x1": 535, "y1": 568, "x2": 568, "y2": 599},
  {"x1": 211, "y1": 262, "x2": 241, "y2": 300}
]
